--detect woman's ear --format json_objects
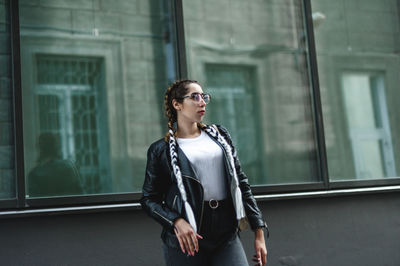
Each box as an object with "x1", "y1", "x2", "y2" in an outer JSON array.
[{"x1": 172, "y1": 99, "x2": 181, "y2": 111}]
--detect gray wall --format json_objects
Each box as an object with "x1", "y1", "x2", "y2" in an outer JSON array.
[{"x1": 1, "y1": 192, "x2": 399, "y2": 266}]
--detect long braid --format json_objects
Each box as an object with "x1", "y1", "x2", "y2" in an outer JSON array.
[
  {"x1": 202, "y1": 124, "x2": 246, "y2": 220},
  {"x1": 164, "y1": 83, "x2": 176, "y2": 142},
  {"x1": 168, "y1": 129, "x2": 197, "y2": 232},
  {"x1": 163, "y1": 80, "x2": 200, "y2": 232}
]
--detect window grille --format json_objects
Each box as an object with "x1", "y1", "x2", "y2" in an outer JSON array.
[{"x1": 35, "y1": 55, "x2": 109, "y2": 193}]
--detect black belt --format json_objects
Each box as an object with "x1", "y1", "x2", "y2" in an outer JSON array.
[{"x1": 204, "y1": 199, "x2": 228, "y2": 210}]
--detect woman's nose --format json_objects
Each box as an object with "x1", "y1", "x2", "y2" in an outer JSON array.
[{"x1": 199, "y1": 98, "x2": 206, "y2": 106}]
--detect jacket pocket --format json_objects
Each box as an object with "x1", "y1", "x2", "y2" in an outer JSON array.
[
  {"x1": 171, "y1": 193, "x2": 182, "y2": 214},
  {"x1": 166, "y1": 185, "x2": 183, "y2": 214}
]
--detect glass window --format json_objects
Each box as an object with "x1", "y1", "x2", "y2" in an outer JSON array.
[
  {"x1": 312, "y1": 0, "x2": 400, "y2": 180},
  {"x1": 183, "y1": 0, "x2": 320, "y2": 185},
  {"x1": 19, "y1": 1, "x2": 176, "y2": 197},
  {"x1": 0, "y1": 0, "x2": 16, "y2": 200},
  {"x1": 205, "y1": 64, "x2": 264, "y2": 184}
]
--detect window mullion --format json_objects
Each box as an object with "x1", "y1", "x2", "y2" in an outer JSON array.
[
  {"x1": 302, "y1": 0, "x2": 330, "y2": 189},
  {"x1": 10, "y1": 0, "x2": 26, "y2": 208},
  {"x1": 173, "y1": 0, "x2": 188, "y2": 79}
]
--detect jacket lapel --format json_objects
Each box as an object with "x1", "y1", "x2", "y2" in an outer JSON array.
[
  {"x1": 204, "y1": 130, "x2": 234, "y2": 184},
  {"x1": 177, "y1": 146, "x2": 198, "y2": 179}
]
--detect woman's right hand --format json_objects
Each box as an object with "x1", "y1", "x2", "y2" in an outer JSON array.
[{"x1": 173, "y1": 218, "x2": 203, "y2": 256}]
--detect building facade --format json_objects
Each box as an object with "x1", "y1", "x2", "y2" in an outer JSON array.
[{"x1": 0, "y1": 0, "x2": 399, "y2": 265}]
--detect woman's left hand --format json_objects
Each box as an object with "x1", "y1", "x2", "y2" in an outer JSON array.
[{"x1": 252, "y1": 228, "x2": 267, "y2": 266}]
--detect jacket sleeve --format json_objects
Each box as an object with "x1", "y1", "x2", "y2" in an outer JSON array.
[
  {"x1": 217, "y1": 125, "x2": 269, "y2": 234},
  {"x1": 140, "y1": 144, "x2": 181, "y2": 231}
]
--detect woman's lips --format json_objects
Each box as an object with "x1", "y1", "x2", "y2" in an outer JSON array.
[{"x1": 198, "y1": 110, "x2": 205, "y2": 115}]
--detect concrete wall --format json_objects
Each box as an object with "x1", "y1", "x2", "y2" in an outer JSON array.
[{"x1": 1, "y1": 192, "x2": 399, "y2": 266}]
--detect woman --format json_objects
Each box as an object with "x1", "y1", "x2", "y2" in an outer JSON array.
[{"x1": 140, "y1": 80, "x2": 268, "y2": 265}]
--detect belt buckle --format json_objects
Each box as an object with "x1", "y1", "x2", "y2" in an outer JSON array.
[{"x1": 209, "y1": 199, "x2": 219, "y2": 209}]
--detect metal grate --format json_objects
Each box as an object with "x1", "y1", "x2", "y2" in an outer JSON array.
[
  {"x1": 35, "y1": 55, "x2": 108, "y2": 193},
  {"x1": 37, "y1": 56, "x2": 100, "y2": 86}
]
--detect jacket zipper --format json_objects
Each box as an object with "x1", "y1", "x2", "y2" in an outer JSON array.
[
  {"x1": 183, "y1": 175, "x2": 204, "y2": 233},
  {"x1": 153, "y1": 210, "x2": 173, "y2": 227}
]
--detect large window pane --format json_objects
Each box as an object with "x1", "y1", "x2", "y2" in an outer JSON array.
[
  {"x1": 183, "y1": 0, "x2": 320, "y2": 185},
  {"x1": 0, "y1": 0, "x2": 16, "y2": 199},
  {"x1": 312, "y1": 0, "x2": 400, "y2": 180},
  {"x1": 19, "y1": 1, "x2": 175, "y2": 197}
]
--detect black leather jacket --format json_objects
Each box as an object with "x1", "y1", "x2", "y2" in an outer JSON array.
[{"x1": 140, "y1": 125, "x2": 267, "y2": 247}]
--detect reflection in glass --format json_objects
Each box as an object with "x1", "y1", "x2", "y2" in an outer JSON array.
[
  {"x1": 312, "y1": 0, "x2": 400, "y2": 180},
  {"x1": 27, "y1": 133, "x2": 83, "y2": 197},
  {"x1": 0, "y1": 0, "x2": 16, "y2": 199},
  {"x1": 26, "y1": 56, "x2": 111, "y2": 196},
  {"x1": 205, "y1": 64, "x2": 263, "y2": 184},
  {"x1": 20, "y1": 1, "x2": 174, "y2": 196},
  {"x1": 341, "y1": 73, "x2": 396, "y2": 179},
  {"x1": 183, "y1": 0, "x2": 319, "y2": 185}
]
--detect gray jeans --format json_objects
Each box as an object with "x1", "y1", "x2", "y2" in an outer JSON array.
[
  {"x1": 162, "y1": 198, "x2": 249, "y2": 266},
  {"x1": 162, "y1": 234, "x2": 249, "y2": 266}
]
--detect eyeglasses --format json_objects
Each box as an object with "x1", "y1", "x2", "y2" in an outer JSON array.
[{"x1": 178, "y1": 92, "x2": 211, "y2": 104}]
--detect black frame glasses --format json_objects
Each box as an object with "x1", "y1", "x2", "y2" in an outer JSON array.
[{"x1": 178, "y1": 92, "x2": 211, "y2": 104}]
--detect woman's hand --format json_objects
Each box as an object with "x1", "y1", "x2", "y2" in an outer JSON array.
[
  {"x1": 173, "y1": 218, "x2": 203, "y2": 256},
  {"x1": 253, "y1": 228, "x2": 267, "y2": 266}
]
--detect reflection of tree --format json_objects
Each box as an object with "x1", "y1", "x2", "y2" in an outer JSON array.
[{"x1": 27, "y1": 133, "x2": 83, "y2": 197}]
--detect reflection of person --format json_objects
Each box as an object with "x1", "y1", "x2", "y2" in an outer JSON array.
[
  {"x1": 140, "y1": 80, "x2": 269, "y2": 265},
  {"x1": 28, "y1": 133, "x2": 83, "y2": 197}
]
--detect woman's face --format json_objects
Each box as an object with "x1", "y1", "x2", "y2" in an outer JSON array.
[{"x1": 173, "y1": 83, "x2": 207, "y2": 124}]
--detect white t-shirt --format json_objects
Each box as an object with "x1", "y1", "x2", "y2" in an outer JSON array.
[{"x1": 177, "y1": 130, "x2": 228, "y2": 201}]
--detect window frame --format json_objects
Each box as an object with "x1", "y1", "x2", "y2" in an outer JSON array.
[
  {"x1": 10, "y1": 0, "x2": 26, "y2": 209},
  {"x1": 20, "y1": 38, "x2": 123, "y2": 198},
  {"x1": 3, "y1": 0, "x2": 400, "y2": 212}
]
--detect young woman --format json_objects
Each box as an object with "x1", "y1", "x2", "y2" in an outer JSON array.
[{"x1": 140, "y1": 80, "x2": 268, "y2": 266}]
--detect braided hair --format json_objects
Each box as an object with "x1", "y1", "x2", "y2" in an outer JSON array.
[{"x1": 164, "y1": 79, "x2": 202, "y2": 141}]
